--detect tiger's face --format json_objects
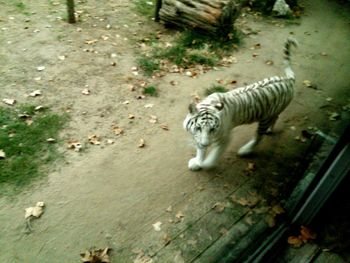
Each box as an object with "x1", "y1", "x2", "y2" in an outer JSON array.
[{"x1": 184, "y1": 102, "x2": 223, "y2": 148}]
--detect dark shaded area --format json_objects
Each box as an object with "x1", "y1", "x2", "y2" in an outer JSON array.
[{"x1": 310, "y1": 172, "x2": 350, "y2": 261}]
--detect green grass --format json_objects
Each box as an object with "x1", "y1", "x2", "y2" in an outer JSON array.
[
  {"x1": 136, "y1": 29, "x2": 240, "y2": 74},
  {"x1": 205, "y1": 85, "x2": 228, "y2": 96},
  {"x1": 0, "y1": 105, "x2": 67, "y2": 194},
  {"x1": 137, "y1": 56, "x2": 160, "y2": 76},
  {"x1": 143, "y1": 86, "x2": 158, "y2": 97},
  {"x1": 134, "y1": 0, "x2": 155, "y2": 17}
]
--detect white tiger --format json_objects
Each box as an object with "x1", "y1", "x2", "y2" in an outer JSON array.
[{"x1": 183, "y1": 38, "x2": 298, "y2": 171}]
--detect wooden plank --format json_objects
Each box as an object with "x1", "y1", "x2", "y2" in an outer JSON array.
[
  {"x1": 116, "y1": 166, "x2": 250, "y2": 261},
  {"x1": 152, "y1": 179, "x2": 258, "y2": 262}
]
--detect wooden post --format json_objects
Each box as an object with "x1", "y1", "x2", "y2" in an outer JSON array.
[
  {"x1": 155, "y1": 0, "x2": 162, "y2": 22},
  {"x1": 66, "y1": 0, "x2": 76, "y2": 24}
]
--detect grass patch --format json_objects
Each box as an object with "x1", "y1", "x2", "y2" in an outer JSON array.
[
  {"x1": 134, "y1": 0, "x2": 155, "y2": 17},
  {"x1": 136, "y1": 29, "x2": 240, "y2": 74},
  {"x1": 205, "y1": 85, "x2": 228, "y2": 96},
  {"x1": 143, "y1": 86, "x2": 158, "y2": 97},
  {"x1": 137, "y1": 56, "x2": 160, "y2": 76},
  {"x1": 0, "y1": 106, "x2": 67, "y2": 195}
]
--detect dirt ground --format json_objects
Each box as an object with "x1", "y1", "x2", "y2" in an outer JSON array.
[{"x1": 0, "y1": 0, "x2": 349, "y2": 262}]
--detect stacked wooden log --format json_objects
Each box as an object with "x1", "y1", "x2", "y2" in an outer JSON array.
[{"x1": 156, "y1": 0, "x2": 241, "y2": 36}]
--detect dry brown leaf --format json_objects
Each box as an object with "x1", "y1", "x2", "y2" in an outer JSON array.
[
  {"x1": 111, "y1": 125, "x2": 124, "y2": 135},
  {"x1": 82, "y1": 88, "x2": 91, "y2": 95},
  {"x1": 271, "y1": 204, "x2": 285, "y2": 215},
  {"x1": 245, "y1": 162, "x2": 256, "y2": 172},
  {"x1": 67, "y1": 140, "x2": 82, "y2": 152},
  {"x1": 162, "y1": 233, "x2": 172, "y2": 245},
  {"x1": 212, "y1": 202, "x2": 225, "y2": 213},
  {"x1": 175, "y1": 211, "x2": 184, "y2": 219},
  {"x1": 149, "y1": 115, "x2": 158, "y2": 124},
  {"x1": 138, "y1": 138, "x2": 145, "y2": 148},
  {"x1": 88, "y1": 135, "x2": 101, "y2": 145},
  {"x1": 128, "y1": 114, "x2": 135, "y2": 119},
  {"x1": 80, "y1": 247, "x2": 111, "y2": 263},
  {"x1": 24, "y1": 202, "x2": 45, "y2": 219},
  {"x1": 287, "y1": 236, "x2": 303, "y2": 247},
  {"x1": 29, "y1": 90, "x2": 42, "y2": 97},
  {"x1": 160, "y1": 124, "x2": 169, "y2": 131},
  {"x1": 300, "y1": 226, "x2": 316, "y2": 241},
  {"x1": 0, "y1": 149, "x2": 6, "y2": 159},
  {"x1": 133, "y1": 253, "x2": 153, "y2": 263},
  {"x1": 152, "y1": 221, "x2": 162, "y2": 231},
  {"x1": 2, "y1": 98, "x2": 16, "y2": 105},
  {"x1": 85, "y1": 39, "x2": 99, "y2": 45},
  {"x1": 144, "y1": 103, "x2": 154, "y2": 108}
]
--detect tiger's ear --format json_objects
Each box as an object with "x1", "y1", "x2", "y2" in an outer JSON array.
[
  {"x1": 215, "y1": 102, "x2": 224, "y2": 111},
  {"x1": 188, "y1": 102, "x2": 198, "y2": 114}
]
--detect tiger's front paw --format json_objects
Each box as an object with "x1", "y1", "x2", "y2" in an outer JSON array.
[{"x1": 188, "y1": 158, "x2": 202, "y2": 171}]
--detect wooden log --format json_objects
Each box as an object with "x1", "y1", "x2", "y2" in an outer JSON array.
[{"x1": 158, "y1": 0, "x2": 241, "y2": 36}]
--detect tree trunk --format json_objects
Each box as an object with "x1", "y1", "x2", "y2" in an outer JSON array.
[
  {"x1": 158, "y1": 0, "x2": 241, "y2": 36},
  {"x1": 66, "y1": 0, "x2": 76, "y2": 24}
]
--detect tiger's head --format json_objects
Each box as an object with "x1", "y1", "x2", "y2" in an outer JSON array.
[{"x1": 183, "y1": 102, "x2": 224, "y2": 148}]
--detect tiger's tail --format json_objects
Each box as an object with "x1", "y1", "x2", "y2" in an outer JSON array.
[{"x1": 283, "y1": 38, "x2": 298, "y2": 79}]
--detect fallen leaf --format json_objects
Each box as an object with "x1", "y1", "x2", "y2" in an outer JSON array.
[
  {"x1": 122, "y1": 100, "x2": 130, "y2": 105},
  {"x1": 133, "y1": 253, "x2": 153, "y2": 263},
  {"x1": 2, "y1": 98, "x2": 16, "y2": 105},
  {"x1": 152, "y1": 221, "x2": 162, "y2": 231},
  {"x1": 175, "y1": 211, "x2": 184, "y2": 219},
  {"x1": 82, "y1": 88, "x2": 90, "y2": 95},
  {"x1": 29, "y1": 90, "x2": 42, "y2": 97},
  {"x1": 25, "y1": 118, "x2": 33, "y2": 126},
  {"x1": 144, "y1": 103, "x2": 154, "y2": 108},
  {"x1": 212, "y1": 202, "x2": 225, "y2": 213},
  {"x1": 160, "y1": 123, "x2": 169, "y2": 130},
  {"x1": 67, "y1": 140, "x2": 82, "y2": 152},
  {"x1": 24, "y1": 201, "x2": 45, "y2": 219},
  {"x1": 162, "y1": 233, "x2": 172, "y2": 245},
  {"x1": 85, "y1": 39, "x2": 99, "y2": 45},
  {"x1": 265, "y1": 60, "x2": 274, "y2": 65},
  {"x1": 245, "y1": 162, "x2": 256, "y2": 172},
  {"x1": 80, "y1": 247, "x2": 111, "y2": 263},
  {"x1": 58, "y1": 55, "x2": 66, "y2": 60},
  {"x1": 166, "y1": 206, "x2": 172, "y2": 212},
  {"x1": 112, "y1": 125, "x2": 124, "y2": 135},
  {"x1": 329, "y1": 112, "x2": 340, "y2": 121},
  {"x1": 149, "y1": 115, "x2": 157, "y2": 124},
  {"x1": 36, "y1": 66, "x2": 45, "y2": 71},
  {"x1": 300, "y1": 226, "x2": 316, "y2": 241},
  {"x1": 245, "y1": 216, "x2": 255, "y2": 225},
  {"x1": 138, "y1": 138, "x2": 145, "y2": 148},
  {"x1": 0, "y1": 149, "x2": 6, "y2": 159},
  {"x1": 46, "y1": 138, "x2": 56, "y2": 143},
  {"x1": 302, "y1": 80, "x2": 318, "y2": 89},
  {"x1": 35, "y1": 105, "x2": 45, "y2": 111},
  {"x1": 287, "y1": 236, "x2": 303, "y2": 247},
  {"x1": 88, "y1": 134, "x2": 101, "y2": 145},
  {"x1": 106, "y1": 139, "x2": 115, "y2": 144},
  {"x1": 271, "y1": 204, "x2": 285, "y2": 215},
  {"x1": 170, "y1": 80, "x2": 178, "y2": 86},
  {"x1": 326, "y1": 97, "x2": 333, "y2": 102}
]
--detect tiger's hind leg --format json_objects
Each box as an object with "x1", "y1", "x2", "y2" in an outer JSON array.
[{"x1": 237, "y1": 117, "x2": 276, "y2": 156}]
